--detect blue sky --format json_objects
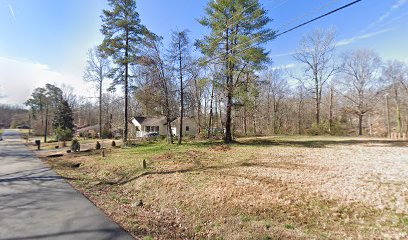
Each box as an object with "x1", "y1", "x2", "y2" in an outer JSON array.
[{"x1": 0, "y1": 0, "x2": 407, "y2": 105}]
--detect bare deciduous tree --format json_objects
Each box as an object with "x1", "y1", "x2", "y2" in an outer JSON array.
[
  {"x1": 340, "y1": 49, "x2": 381, "y2": 135},
  {"x1": 262, "y1": 69, "x2": 289, "y2": 134},
  {"x1": 84, "y1": 47, "x2": 111, "y2": 138},
  {"x1": 383, "y1": 60, "x2": 408, "y2": 134},
  {"x1": 294, "y1": 29, "x2": 337, "y2": 126}
]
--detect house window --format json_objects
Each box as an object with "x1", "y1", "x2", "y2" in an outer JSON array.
[
  {"x1": 155, "y1": 126, "x2": 159, "y2": 132},
  {"x1": 146, "y1": 126, "x2": 150, "y2": 132},
  {"x1": 186, "y1": 126, "x2": 190, "y2": 132}
]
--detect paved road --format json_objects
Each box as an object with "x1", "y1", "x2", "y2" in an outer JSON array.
[{"x1": 0, "y1": 130, "x2": 134, "y2": 240}]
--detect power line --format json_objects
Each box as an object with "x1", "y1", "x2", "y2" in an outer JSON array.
[
  {"x1": 279, "y1": 0, "x2": 341, "y2": 29},
  {"x1": 201, "y1": 0, "x2": 363, "y2": 66},
  {"x1": 275, "y1": 0, "x2": 363, "y2": 38}
]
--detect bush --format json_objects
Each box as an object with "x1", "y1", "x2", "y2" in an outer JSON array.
[
  {"x1": 101, "y1": 129, "x2": 113, "y2": 139},
  {"x1": 71, "y1": 139, "x2": 80, "y2": 152},
  {"x1": 96, "y1": 141, "x2": 101, "y2": 150},
  {"x1": 307, "y1": 123, "x2": 328, "y2": 136},
  {"x1": 330, "y1": 122, "x2": 346, "y2": 136},
  {"x1": 307, "y1": 121, "x2": 347, "y2": 136},
  {"x1": 55, "y1": 127, "x2": 73, "y2": 141},
  {"x1": 78, "y1": 131, "x2": 87, "y2": 138}
]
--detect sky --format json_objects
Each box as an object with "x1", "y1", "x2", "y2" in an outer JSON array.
[{"x1": 0, "y1": 0, "x2": 407, "y2": 106}]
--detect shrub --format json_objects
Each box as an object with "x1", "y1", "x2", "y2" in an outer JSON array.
[
  {"x1": 307, "y1": 123, "x2": 328, "y2": 136},
  {"x1": 330, "y1": 122, "x2": 346, "y2": 136},
  {"x1": 79, "y1": 131, "x2": 87, "y2": 138},
  {"x1": 96, "y1": 141, "x2": 101, "y2": 150},
  {"x1": 71, "y1": 139, "x2": 80, "y2": 152},
  {"x1": 55, "y1": 127, "x2": 73, "y2": 141},
  {"x1": 101, "y1": 129, "x2": 113, "y2": 139}
]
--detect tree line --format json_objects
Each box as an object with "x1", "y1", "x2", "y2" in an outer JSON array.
[{"x1": 24, "y1": 0, "x2": 408, "y2": 144}]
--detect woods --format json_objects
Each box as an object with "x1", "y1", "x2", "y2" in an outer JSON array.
[{"x1": 19, "y1": 0, "x2": 408, "y2": 143}]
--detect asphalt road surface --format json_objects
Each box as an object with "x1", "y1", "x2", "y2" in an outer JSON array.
[{"x1": 0, "y1": 130, "x2": 134, "y2": 240}]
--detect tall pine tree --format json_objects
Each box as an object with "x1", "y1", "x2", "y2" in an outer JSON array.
[
  {"x1": 198, "y1": 0, "x2": 275, "y2": 143},
  {"x1": 100, "y1": 0, "x2": 146, "y2": 143}
]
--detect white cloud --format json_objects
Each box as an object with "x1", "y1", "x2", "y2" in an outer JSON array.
[
  {"x1": 361, "y1": 0, "x2": 407, "y2": 33},
  {"x1": 271, "y1": 51, "x2": 295, "y2": 58},
  {"x1": 0, "y1": 57, "x2": 93, "y2": 106},
  {"x1": 336, "y1": 28, "x2": 393, "y2": 47},
  {"x1": 8, "y1": 4, "x2": 15, "y2": 21},
  {"x1": 271, "y1": 63, "x2": 296, "y2": 71}
]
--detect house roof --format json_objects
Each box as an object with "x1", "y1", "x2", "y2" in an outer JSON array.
[
  {"x1": 77, "y1": 124, "x2": 100, "y2": 132},
  {"x1": 132, "y1": 116, "x2": 194, "y2": 126},
  {"x1": 133, "y1": 117, "x2": 167, "y2": 126}
]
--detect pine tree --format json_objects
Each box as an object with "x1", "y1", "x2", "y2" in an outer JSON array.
[
  {"x1": 53, "y1": 100, "x2": 75, "y2": 141},
  {"x1": 25, "y1": 84, "x2": 63, "y2": 142},
  {"x1": 100, "y1": 0, "x2": 146, "y2": 143},
  {"x1": 198, "y1": 0, "x2": 275, "y2": 143},
  {"x1": 168, "y1": 30, "x2": 191, "y2": 144}
]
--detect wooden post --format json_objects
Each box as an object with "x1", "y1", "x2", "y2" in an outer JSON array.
[
  {"x1": 101, "y1": 149, "x2": 105, "y2": 158},
  {"x1": 142, "y1": 159, "x2": 147, "y2": 169}
]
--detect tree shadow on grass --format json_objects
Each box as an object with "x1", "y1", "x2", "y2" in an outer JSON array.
[{"x1": 234, "y1": 138, "x2": 408, "y2": 148}]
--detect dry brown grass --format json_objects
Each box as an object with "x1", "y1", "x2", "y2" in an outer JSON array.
[{"x1": 39, "y1": 136, "x2": 408, "y2": 239}]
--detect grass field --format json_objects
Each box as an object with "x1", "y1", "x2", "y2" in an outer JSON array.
[{"x1": 40, "y1": 136, "x2": 408, "y2": 239}]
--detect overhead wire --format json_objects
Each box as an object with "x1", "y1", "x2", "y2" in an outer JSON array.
[{"x1": 200, "y1": 0, "x2": 363, "y2": 66}]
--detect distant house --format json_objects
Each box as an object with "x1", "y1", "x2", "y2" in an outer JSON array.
[
  {"x1": 131, "y1": 116, "x2": 198, "y2": 138},
  {"x1": 76, "y1": 124, "x2": 100, "y2": 137}
]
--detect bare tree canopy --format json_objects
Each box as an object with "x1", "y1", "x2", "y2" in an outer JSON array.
[{"x1": 294, "y1": 28, "x2": 337, "y2": 125}]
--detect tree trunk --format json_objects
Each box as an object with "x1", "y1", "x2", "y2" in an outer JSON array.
[
  {"x1": 218, "y1": 96, "x2": 223, "y2": 130},
  {"x1": 225, "y1": 90, "x2": 233, "y2": 143},
  {"x1": 208, "y1": 79, "x2": 214, "y2": 138},
  {"x1": 385, "y1": 94, "x2": 391, "y2": 138},
  {"x1": 395, "y1": 87, "x2": 402, "y2": 135},
  {"x1": 358, "y1": 114, "x2": 363, "y2": 136},
  {"x1": 315, "y1": 75, "x2": 320, "y2": 125},
  {"x1": 224, "y1": 27, "x2": 233, "y2": 144},
  {"x1": 123, "y1": 28, "x2": 129, "y2": 144},
  {"x1": 267, "y1": 85, "x2": 271, "y2": 133},
  {"x1": 178, "y1": 38, "x2": 184, "y2": 145},
  {"x1": 329, "y1": 87, "x2": 333, "y2": 134},
  {"x1": 194, "y1": 77, "x2": 201, "y2": 134},
  {"x1": 316, "y1": 98, "x2": 320, "y2": 126},
  {"x1": 166, "y1": 117, "x2": 173, "y2": 144},
  {"x1": 243, "y1": 105, "x2": 247, "y2": 136},
  {"x1": 297, "y1": 99, "x2": 303, "y2": 135},
  {"x1": 99, "y1": 85, "x2": 103, "y2": 139},
  {"x1": 44, "y1": 105, "x2": 48, "y2": 143}
]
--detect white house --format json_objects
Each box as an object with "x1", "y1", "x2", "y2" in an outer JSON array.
[{"x1": 131, "y1": 116, "x2": 198, "y2": 138}]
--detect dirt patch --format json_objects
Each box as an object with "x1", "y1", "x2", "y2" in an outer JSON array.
[
  {"x1": 154, "y1": 152, "x2": 175, "y2": 161},
  {"x1": 209, "y1": 144, "x2": 231, "y2": 152}
]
